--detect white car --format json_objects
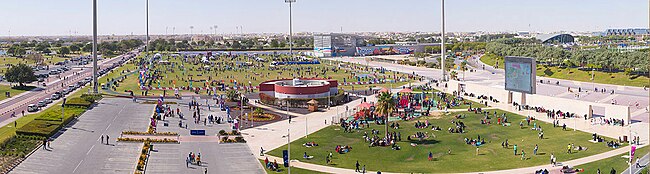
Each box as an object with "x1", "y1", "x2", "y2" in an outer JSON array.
[
  {"x1": 44, "y1": 98, "x2": 52, "y2": 104},
  {"x1": 37, "y1": 101, "x2": 46, "y2": 107},
  {"x1": 28, "y1": 104, "x2": 39, "y2": 112}
]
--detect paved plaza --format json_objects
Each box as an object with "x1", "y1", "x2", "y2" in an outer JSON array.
[{"x1": 12, "y1": 98, "x2": 151, "y2": 174}]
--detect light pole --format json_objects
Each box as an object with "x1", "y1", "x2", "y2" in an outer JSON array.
[
  {"x1": 287, "y1": 128, "x2": 291, "y2": 174},
  {"x1": 440, "y1": 0, "x2": 446, "y2": 81},
  {"x1": 92, "y1": 0, "x2": 98, "y2": 93},
  {"x1": 285, "y1": 0, "x2": 296, "y2": 59},
  {"x1": 145, "y1": 0, "x2": 149, "y2": 57}
]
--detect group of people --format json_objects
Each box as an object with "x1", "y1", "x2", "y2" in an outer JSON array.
[
  {"x1": 186, "y1": 152, "x2": 202, "y2": 167},
  {"x1": 263, "y1": 157, "x2": 280, "y2": 171}
]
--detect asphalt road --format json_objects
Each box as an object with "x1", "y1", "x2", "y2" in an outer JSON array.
[{"x1": 0, "y1": 50, "x2": 139, "y2": 122}]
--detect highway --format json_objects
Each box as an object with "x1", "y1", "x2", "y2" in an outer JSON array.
[{"x1": 0, "y1": 50, "x2": 140, "y2": 122}]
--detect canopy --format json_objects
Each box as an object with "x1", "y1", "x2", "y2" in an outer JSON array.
[
  {"x1": 378, "y1": 87, "x2": 390, "y2": 93},
  {"x1": 356, "y1": 102, "x2": 374, "y2": 109},
  {"x1": 398, "y1": 88, "x2": 413, "y2": 93},
  {"x1": 307, "y1": 99, "x2": 319, "y2": 104}
]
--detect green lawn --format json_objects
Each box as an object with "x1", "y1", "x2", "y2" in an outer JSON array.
[
  {"x1": 0, "y1": 57, "x2": 36, "y2": 75},
  {"x1": 480, "y1": 53, "x2": 650, "y2": 87},
  {"x1": 259, "y1": 159, "x2": 328, "y2": 174},
  {"x1": 576, "y1": 146, "x2": 649, "y2": 173},
  {"x1": 110, "y1": 53, "x2": 414, "y2": 96},
  {"x1": 411, "y1": 88, "x2": 483, "y2": 110},
  {"x1": 0, "y1": 85, "x2": 35, "y2": 101},
  {"x1": 268, "y1": 109, "x2": 622, "y2": 173}
]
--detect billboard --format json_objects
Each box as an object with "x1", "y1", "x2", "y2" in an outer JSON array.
[
  {"x1": 356, "y1": 46, "x2": 415, "y2": 56},
  {"x1": 504, "y1": 56, "x2": 536, "y2": 94}
]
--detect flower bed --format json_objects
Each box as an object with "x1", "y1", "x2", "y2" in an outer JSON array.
[
  {"x1": 135, "y1": 142, "x2": 150, "y2": 172},
  {"x1": 117, "y1": 138, "x2": 179, "y2": 143},
  {"x1": 218, "y1": 130, "x2": 241, "y2": 136},
  {"x1": 121, "y1": 131, "x2": 178, "y2": 136},
  {"x1": 219, "y1": 136, "x2": 246, "y2": 143},
  {"x1": 247, "y1": 113, "x2": 280, "y2": 122}
]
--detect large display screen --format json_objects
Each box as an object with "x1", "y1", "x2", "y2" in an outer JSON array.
[{"x1": 504, "y1": 56, "x2": 536, "y2": 94}]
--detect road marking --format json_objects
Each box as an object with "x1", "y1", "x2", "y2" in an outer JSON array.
[
  {"x1": 72, "y1": 159, "x2": 83, "y2": 173},
  {"x1": 105, "y1": 105, "x2": 125, "y2": 131},
  {"x1": 86, "y1": 145, "x2": 95, "y2": 155}
]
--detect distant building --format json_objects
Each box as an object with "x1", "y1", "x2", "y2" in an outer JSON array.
[
  {"x1": 604, "y1": 28, "x2": 650, "y2": 36},
  {"x1": 313, "y1": 33, "x2": 363, "y2": 57},
  {"x1": 535, "y1": 34, "x2": 574, "y2": 44}
]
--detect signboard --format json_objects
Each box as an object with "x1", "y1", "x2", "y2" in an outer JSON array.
[
  {"x1": 190, "y1": 130, "x2": 206, "y2": 135},
  {"x1": 504, "y1": 56, "x2": 536, "y2": 94},
  {"x1": 282, "y1": 150, "x2": 289, "y2": 167}
]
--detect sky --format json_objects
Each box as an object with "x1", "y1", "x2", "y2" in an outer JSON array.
[{"x1": 0, "y1": 0, "x2": 648, "y2": 36}]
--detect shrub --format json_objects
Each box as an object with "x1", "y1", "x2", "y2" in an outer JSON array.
[
  {"x1": 64, "y1": 97, "x2": 92, "y2": 107},
  {"x1": 218, "y1": 130, "x2": 226, "y2": 135},
  {"x1": 234, "y1": 137, "x2": 246, "y2": 143}
]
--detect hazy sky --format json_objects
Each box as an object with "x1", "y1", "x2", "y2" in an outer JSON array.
[{"x1": 1, "y1": 0, "x2": 648, "y2": 36}]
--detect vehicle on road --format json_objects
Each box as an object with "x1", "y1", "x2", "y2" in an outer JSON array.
[
  {"x1": 44, "y1": 98, "x2": 52, "y2": 104},
  {"x1": 51, "y1": 93, "x2": 61, "y2": 100},
  {"x1": 37, "y1": 101, "x2": 46, "y2": 107},
  {"x1": 27, "y1": 104, "x2": 39, "y2": 112}
]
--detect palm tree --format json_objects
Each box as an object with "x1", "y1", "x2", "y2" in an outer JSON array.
[
  {"x1": 460, "y1": 61, "x2": 468, "y2": 81},
  {"x1": 375, "y1": 92, "x2": 395, "y2": 138}
]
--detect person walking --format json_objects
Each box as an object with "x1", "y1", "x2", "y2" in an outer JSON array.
[
  {"x1": 106, "y1": 135, "x2": 109, "y2": 145},
  {"x1": 362, "y1": 165, "x2": 366, "y2": 174},
  {"x1": 513, "y1": 144, "x2": 518, "y2": 156},
  {"x1": 260, "y1": 147, "x2": 265, "y2": 156},
  {"x1": 101, "y1": 134, "x2": 104, "y2": 144},
  {"x1": 42, "y1": 139, "x2": 47, "y2": 150},
  {"x1": 355, "y1": 160, "x2": 360, "y2": 172},
  {"x1": 14, "y1": 121, "x2": 17, "y2": 128},
  {"x1": 567, "y1": 144, "x2": 571, "y2": 154},
  {"x1": 533, "y1": 144, "x2": 538, "y2": 155},
  {"x1": 520, "y1": 150, "x2": 526, "y2": 160}
]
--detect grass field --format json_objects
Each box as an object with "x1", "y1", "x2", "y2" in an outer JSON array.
[
  {"x1": 575, "y1": 146, "x2": 648, "y2": 173},
  {"x1": 110, "y1": 53, "x2": 414, "y2": 96},
  {"x1": 0, "y1": 57, "x2": 35, "y2": 74},
  {"x1": 268, "y1": 109, "x2": 622, "y2": 173},
  {"x1": 259, "y1": 159, "x2": 327, "y2": 174},
  {"x1": 0, "y1": 85, "x2": 35, "y2": 101},
  {"x1": 480, "y1": 53, "x2": 650, "y2": 87}
]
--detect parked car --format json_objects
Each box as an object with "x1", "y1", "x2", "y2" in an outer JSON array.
[
  {"x1": 44, "y1": 98, "x2": 52, "y2": 104},
  {"x1": 51, "y1": 93, "x2": 61, "y2": 100},
  {"x1": 28, "y1": 104, "x2": 39, "y2": 112},
  {"x1": 37, "y1": 101, "x2": 46, "y2": 107}
]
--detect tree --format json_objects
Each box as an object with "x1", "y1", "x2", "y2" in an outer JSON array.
[
  {"x1": 82, "y1": 43, "x2": 93, "y2": 52},
  {"x1": 69, "y1": 44, "x2": 80, "y2": 53},
  {"x1": 59, "y1": 46, "x2": 71, "y2": 57},
  {"x1": 375, "y1": 92, "x2": 395, "y2": 138},
  {"x1": 270, "y1": 40, "x2": 279, "y2": 48},
  {"x1": 5, "y1": 63, "x2": 37, "y2": 86},
  {"x1": 8, "y1": 45, "x2": 26, "y2": 57}
]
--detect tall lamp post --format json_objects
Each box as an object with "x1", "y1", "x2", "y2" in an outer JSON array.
[
  {"x1": 285, "y1": 0, "x2": 296, "y2": 59},
  {"x1": 92, "y1": 0, "x2": 98, "y2": 93},
  {"x1": 145, "y1": 0, "x2": 149, "y2": 56},
  {"x1": 440, "y1": 0, "x2": 447, "y2": 81}
]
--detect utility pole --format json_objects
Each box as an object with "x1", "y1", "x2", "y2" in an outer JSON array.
[
  {"x1": 440, "y1": 0, "x2": 446, "y2": 81},
  {"x1": 92, "y1": 0, "x2": 98, "y2": 93},
  {"x1": 146, "y1": 0, "x2": 149, "y2": 56},
  {"x1": 285, "y1": 0, "x2": 296, "y2": 59}
]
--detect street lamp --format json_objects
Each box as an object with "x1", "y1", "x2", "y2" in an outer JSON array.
[
  {"x1": 145, "y1": 0, "x2": 150, "y2": 56},
  {"x1": 92, "y1": 0, "x2": 98, "y2": 93},
  {"x1": 285, "y1": 0, "x2": 296, "y2": 59},
  {"x1": 440, "y1": 0, "x2": 446, "y2": 82}
]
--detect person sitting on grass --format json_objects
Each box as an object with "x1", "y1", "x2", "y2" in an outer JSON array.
[{"x1": 303, "y1": 152, "x2": 313, "y2": 159}]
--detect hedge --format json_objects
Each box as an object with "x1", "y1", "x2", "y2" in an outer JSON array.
[
  {"x1": 64, "y1": 97, "x2": 92, "y2": 107},
  {"x1": 16, "y1": 103, "x2": 88, "y2": 137}
]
